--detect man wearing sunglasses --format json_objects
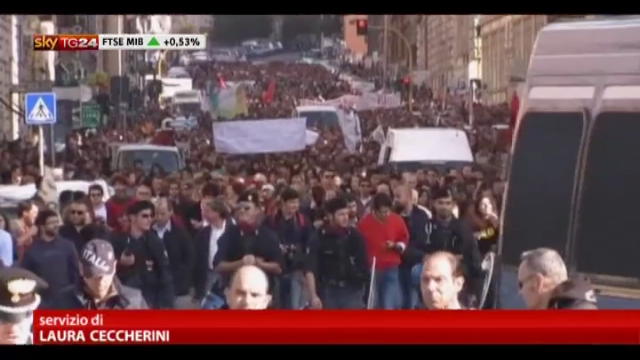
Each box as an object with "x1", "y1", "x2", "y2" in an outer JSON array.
[
  {"x1": 109, "y1": 200, "x2": 175, "y2": 309},
  {"x1": 59, "y1": 198, "x2": 108, "y2": 253},
  {"x1": 518, "y1": 248, "x2": 597, "y2": 310}
]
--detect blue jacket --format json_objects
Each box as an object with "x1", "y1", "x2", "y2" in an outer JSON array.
[{"x1": 22, "y1": 236, "x2": 80, "y2": 305}]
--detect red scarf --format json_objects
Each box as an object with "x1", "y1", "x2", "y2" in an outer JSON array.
[{"x1": 238, "y1": 221, "x2": 257, "y2": 234}]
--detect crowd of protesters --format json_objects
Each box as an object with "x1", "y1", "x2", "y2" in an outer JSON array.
[{"x1": 0, "y1": 55, "x2": 521, "y2": 311}]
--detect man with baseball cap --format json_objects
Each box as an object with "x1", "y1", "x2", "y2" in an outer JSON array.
[
  {"x1": 51, "y1": 239, "x2": 147, "y2": 309},
  {"x1": 0, "y1": 267, "x2": 47, "y2": 344}
]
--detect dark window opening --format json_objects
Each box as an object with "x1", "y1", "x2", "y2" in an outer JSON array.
[
  {"x1": 118, "y1": 150, "x2": 180, "y2": 174},
  {"x1": 575, "y1": 112, "x2": 640, "y2": 279},
  {"x1": 299, "y1": 111, "x2": 340, "y2": 129},
  {"x1": 500, "y1": 112, "x2": 585, "y2": 265}
]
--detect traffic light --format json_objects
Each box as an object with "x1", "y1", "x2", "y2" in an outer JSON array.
[{"x1": 356, "y1": 19, "x2": 368, "y2": 36}]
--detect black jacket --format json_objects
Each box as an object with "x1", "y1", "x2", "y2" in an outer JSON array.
[
  {"x1": 548, "y1": 276, "x2": 599, "y2": 310},
  {"x1": 425, "y1": 217, "x2": 483, "y2": 280},
  {"x1": 400, "y1": 206, "x2": 432, "y2": 267},
  {"x1": 306, "y1": 226, "x2": 369, "y2": 288},
  {"x1": 184, "y1": 201, "x2": 203, "y2": 238},
  {"x1": 193, "y1": 221, "x2": 235, "y2": 299},
  {"x1": 50, "y1": 278, "x2": 148, "y2": 309},
  {"x1": 213, "y1": 224, "x2": 284, "y2": 290},
  {"x1": 59, "y1": 223, "x2": 110, "y2": 253},
  {"x1": 264, "y1": 210, "x2": 312, "y2": 273},
  {"x1": 109, "y1": 230, "x2": 175, "y2": 309},
  {"x1": 155, "y1": 220, "x2": 195, "y2": 296}
]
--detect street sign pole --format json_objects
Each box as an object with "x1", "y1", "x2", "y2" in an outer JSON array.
[
  {"x1": 50, "y1": 123, "x2": 55, "y2": 168},
  {"x1": 39, "y1": 125, "x2": 44, "y2": 176},
  {"x1": 25, "y1": 92, "x2": 57, "y2": 175}
]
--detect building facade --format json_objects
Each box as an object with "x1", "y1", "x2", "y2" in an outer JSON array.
[
  {"x1": 479, "y1": 15, "x2": 549, "y2": 105},
  {"x1": 479, "y1": 14, "x2": 591, "y2": 104},
  {"x1": 386, "y1": 15, "x2": 419, "y2": 77},
  {"x1": 0, "y1": 16, "x2": 12, "y2": 139},
  {"x1": 0, "y1": 15, "x2": 55, "y2": 140},
  {"x1": 378, "y1": 15, "x2": 475, "y2": 94},
  {"x1": 172, "y1": 15, "x2": 214, "y2": 34},
  {"x1": 425, "y1": 15, "x2": 475, "y2": 95}
]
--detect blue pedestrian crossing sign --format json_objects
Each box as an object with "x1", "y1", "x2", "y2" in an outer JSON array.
[{"x1": 25, "y1": 92, "x2": 57, "y2": 125}]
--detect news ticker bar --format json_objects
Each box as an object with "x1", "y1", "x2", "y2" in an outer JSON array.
[
  {"x1": 33, "y1": 34, "x2": 207, "y2": 51},
  {"x1": 33, "y1": 310, "x2": 640, "y2": 345}
]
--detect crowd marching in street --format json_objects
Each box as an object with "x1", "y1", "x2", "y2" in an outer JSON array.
[{"x1": 0, "y1": 51, "x2": 597, "y2": 340}]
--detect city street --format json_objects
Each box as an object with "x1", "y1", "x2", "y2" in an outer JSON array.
[{"x1": 0, "y1": 16, "x2": 637, "y2": 328}]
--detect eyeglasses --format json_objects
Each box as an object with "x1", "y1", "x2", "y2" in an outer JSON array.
[{"x1": 90, "y1": 193, "x2": 102, "y2": 198}]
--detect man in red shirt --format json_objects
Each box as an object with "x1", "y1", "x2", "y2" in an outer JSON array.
[
  {"x1": 357, "y1": 193, "x2": 409, "y2": 309},
  {"x1": 105, "y1": 175, "x2": 135, "y2": 233}
]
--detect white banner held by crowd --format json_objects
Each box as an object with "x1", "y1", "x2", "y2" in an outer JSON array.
[
  {"x1": 213, "y1": 118, "x2": 307, "y2": 154},
  {"x1": 339, "y1": 110, "x2": 362, "y2": 153},
  {"x1": 300, "y1": 92, "x2": 402, "y2": 111},
  {"x1": 306, "y1": 129, "x2": 320, "y2": 146}
]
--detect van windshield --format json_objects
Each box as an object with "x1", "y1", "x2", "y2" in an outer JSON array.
[
  {"x1": 501, "y1": 112, "x2": 585, "y2": 266},
  {"x1": 176, "y1": 103, "x2": 200, "y2": 116},
  {"x1": 299, "y1": 111, "x2": 339, "y2": 128},
  {"x1": 575, "y1": 112, "x2": 640, "y2": 279},
  {"x1": 118, "y1": 150, "x2": 180, "y2": 174}
]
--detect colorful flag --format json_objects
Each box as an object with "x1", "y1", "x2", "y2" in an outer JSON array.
[{"x1": 211, "y1": 83, "x2": 248, "y2": 119}]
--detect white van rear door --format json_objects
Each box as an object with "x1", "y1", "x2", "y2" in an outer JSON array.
[{"x1": 390, "y1": 129, "x2": 473, "y2": 163}]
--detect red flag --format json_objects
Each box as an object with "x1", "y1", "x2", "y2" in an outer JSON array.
[
  {"x1": 218, "y1": 74, "x2": 227, "y2": 89},
  {"x1": 262, "y1": 79, "x2": 276, "y2": 104}
]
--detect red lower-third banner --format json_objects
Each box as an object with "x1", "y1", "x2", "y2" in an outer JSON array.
[{"x1": 33, "y1": 310, "x2": 640, "y2": 345}]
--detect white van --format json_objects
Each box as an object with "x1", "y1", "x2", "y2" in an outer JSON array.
[
  {"x1": 111, "y1": 144, "x2": 186, "y2": 174},
  {"x1": 295, "y1": 105, "x2": 342, "y2": 129},
  {"x1": 173, "y1": 90, "x2": 202, "y2": 116},
  {"x1": 377, "y1": 128, "x2": 473, "y2": 171},
  {"x1": 498, "y1": 17, "x2": 640, "y2": 309}
]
